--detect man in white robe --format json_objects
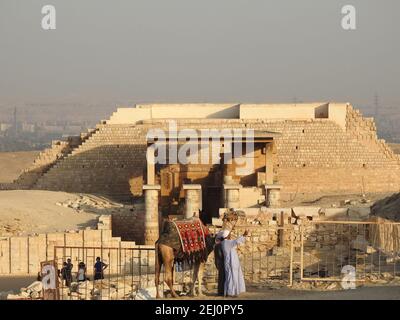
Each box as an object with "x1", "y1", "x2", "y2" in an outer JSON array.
[{"x1": 221, "y1": 229, "x2": 249, "y2": 297}]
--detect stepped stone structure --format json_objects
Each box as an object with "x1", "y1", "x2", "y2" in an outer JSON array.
[{"x1": 11, "y1": 102, "x2": 400, "y2": 227}]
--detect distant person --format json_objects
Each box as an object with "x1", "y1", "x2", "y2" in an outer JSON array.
[
  {"x1": 60, "y1": 262, "x2": 67, "y2": 285},
  {"x1": 221, "y1": 229, "x2": 249, "y2": 297},
  {"x1": 76, "y1": 262, "x2": 87, "y2": 282},
  {"x1": 94, "y1": 257, "x2": 108, "y2": 281},
  {"x1": 61, "y1": 259, "x2": 73, "y2": 287}
]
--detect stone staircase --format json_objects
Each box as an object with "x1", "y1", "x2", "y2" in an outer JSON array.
[
  {"x1": 12, "y1": 128, "x2": 98, "y2": 189},
  {"x1": 33, "y1": 123, "x2": 150, "y2": 200}
]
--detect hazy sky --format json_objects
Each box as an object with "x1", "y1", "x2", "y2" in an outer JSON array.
[{"x1": 0, "y1": 0, "x2": 399, "y2": 107}]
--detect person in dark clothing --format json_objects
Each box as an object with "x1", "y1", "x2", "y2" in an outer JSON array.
[
  {"x1": 214, "y1": 229, "x2": 229, "y2": 296},
  {"x1": 60, "y1": 262, "x2": 67, "y2": 283},
  {"x1": 93, "y1": 257, "x2": 108, "y2": 281},
  {"x1": 62, "y1": 259, "x2": 73, "y2": 287}
]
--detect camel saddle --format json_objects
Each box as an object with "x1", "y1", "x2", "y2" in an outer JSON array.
[{"x1": 158, "y1": 217, "x2": 210, "y2": 264}]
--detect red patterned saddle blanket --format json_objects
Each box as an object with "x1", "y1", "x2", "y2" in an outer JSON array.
[{"x1": 172, "y1": 218, "x2": 210, "y2": 256}]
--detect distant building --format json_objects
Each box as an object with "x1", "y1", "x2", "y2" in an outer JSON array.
[
  {"x1": 42, "y1": 125, "x2": 64, "y2": 133},
  {"x1": 0, "y1": 123, "x2": 12, "y2": 132},
  {"x1": 22, "y1": 122, "x2": 36, "y2": 133}
]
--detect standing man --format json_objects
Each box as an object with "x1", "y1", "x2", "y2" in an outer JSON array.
[
  {"x1": 93, "y1": 257, "x2": 108, "y2": 281},
  {"x1": 221, "y1": 229, "x2": 249, "y2": 297},
  {"x1": 214, "y1": 229, "x2": 230, "y2": 296},
  {"x1": 65, "y1": 258, "x2": 73, "y2": 287}
]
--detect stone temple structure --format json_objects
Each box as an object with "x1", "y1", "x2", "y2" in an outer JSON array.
[{"x1": 11, "y1": 102, "x2": 400, "y2": 243}]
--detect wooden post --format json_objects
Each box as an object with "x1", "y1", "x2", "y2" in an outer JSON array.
[
  {"x1": 289, "y1": 228, "x2": 294, "y2": 287},
  {"x1": 300, "y1": 225, "x2": 304, "y2": 281},
  {"x1": 278, "y1": 211, "x2": 285, "y2": 247}
]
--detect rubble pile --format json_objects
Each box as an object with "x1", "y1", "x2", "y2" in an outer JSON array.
[
  {"x1": 6, "y1": 281, "x2": 43, "y2": 300},
  {"x1": 56, "y1": 194, "x2": 126, "y2": 215}
]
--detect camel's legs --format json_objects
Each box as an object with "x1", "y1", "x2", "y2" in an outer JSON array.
[
  {"x1": 190, "y1": 262, "x2": 200, "y2": 296},
  {"x1": 197, "y1": 262, "x2": 205, "y2": 296},
  {"x1": 155, "y1": 245, "x2": 162, "y2": 299},
  {"x1": 165, "y1": 257, "x2": 178, "y2": 298}
]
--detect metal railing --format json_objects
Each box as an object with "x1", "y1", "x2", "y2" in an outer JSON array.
[
  {"x1": 54, "y1": 246, "x2": 157, "y2": 300},
  {"x1": 299, "y1": 221, "x2": 400, "y2": 282}
]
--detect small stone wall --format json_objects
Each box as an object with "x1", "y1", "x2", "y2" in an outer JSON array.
[
  {"x1": 0, "y1": 215, "x2": 139, "y2": 275},
  {"x1": 112, "y1": 209, "x2": 145, "y2": 243}
]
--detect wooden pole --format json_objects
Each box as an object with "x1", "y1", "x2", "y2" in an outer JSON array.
[
  {"x1": 289, "y1": 228, "x2": 294, "y2": 287},
  {"x1": 300, "y1": 225, "x2": 304, "y2": 281}
]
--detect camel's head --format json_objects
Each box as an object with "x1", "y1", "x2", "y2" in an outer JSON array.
[
  {"x1": 222, "y1": 208, "x2": 246, "y2": 223},
  {"x1": 220, "y1": 208, "x2": 246, "y2": 235}
]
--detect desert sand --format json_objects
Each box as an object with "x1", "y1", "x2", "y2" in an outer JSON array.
[
  {"x1": 0, "y1": 190, "x2": 129, "y2": 236},
  {"x1": 0, "y1": 151, "x2": 39, "y2": 183}
]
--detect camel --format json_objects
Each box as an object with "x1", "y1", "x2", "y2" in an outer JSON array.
[{"x1": 154, "y1": 209, "x2": 244, "y2": 298}]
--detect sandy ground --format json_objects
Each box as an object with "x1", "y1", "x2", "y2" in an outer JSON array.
[
  {"x1": 0, "y1": 190, "x2": 111, "y2": 236},
  {"x1": 1, "y1": 276, "x2": 399, "y2": 300},
  {"x1": 0, "y1": 151, "x2": 38, "y2": 183},
  {"x1": 220, "y1": 285, "x2": 400, "y2": 300}
]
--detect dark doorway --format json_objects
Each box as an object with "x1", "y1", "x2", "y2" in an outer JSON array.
[{"x1": 201, "y1": 186, "x2": 222, "y2": 224}]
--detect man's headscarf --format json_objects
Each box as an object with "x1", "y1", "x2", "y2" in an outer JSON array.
[{"x1": 215, "y1": 229, "x2": 230, "y2": 244}]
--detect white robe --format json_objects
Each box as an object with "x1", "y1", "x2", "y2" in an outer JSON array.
[{"x1": 221, "y1": 236, "x2": 246, "y2": 296}]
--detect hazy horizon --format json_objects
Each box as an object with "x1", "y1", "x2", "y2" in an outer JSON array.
[{"x1": 1, "y1": 0, "x2": 399, "y2": 109}]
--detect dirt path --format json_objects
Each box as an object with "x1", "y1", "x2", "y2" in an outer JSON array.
[{"x1": 175, "y1": 285, "x2": 400, "y2": 300}]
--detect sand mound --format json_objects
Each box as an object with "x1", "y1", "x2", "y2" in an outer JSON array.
[
  {"x1": 0, "y1": 190, "x2": 129, "y2": 236},
  {"x1": 371, "y1": 193, "x2": 400, "y2": 221},
  {"x1": 0, "y1": 151, "x2": 39, "y2": 183}
]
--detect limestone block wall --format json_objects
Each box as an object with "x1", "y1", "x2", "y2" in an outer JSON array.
[
  {"x1": 239, "y1": 187, "x2": 264, "y2": 208},
  {"x1": 112, "y1": 210, "x2": 145, "y2": 243},
  {"x1": 108, "y1": 102, "x2": 345, "y2": 127},
  {"x1": 17, "y1": 104, "x2": 400, "y2": 199},
  {"x1": 12, "y1": 129, "x2": 96, "y2": 190},
  {"x1": 214, "y1": 206, "x2": 371, "y2": 255},
  {"x1": 108, "y1": 104, "x2": 240, "y2": 124},
  {"x1": 346, "y1": 105, "x2": 399, "y2": 161},
  {"x1": 12, "y1": 139, "x2": 76, "y2": 189},
  {"x1": 240, "y1": 103, "x2": 321, "y2": 122},
  {"x1": 0, "y1": 215, "x2": 141, "y2": 276},
  {"x1": 34, "y1": 125, "x2": 148, "y2": 199}
]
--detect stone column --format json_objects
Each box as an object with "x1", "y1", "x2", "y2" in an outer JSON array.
[
  {"x1": 265, "y1": 184, "x2": 282, "y2": 208},
  {"x1": 146, "y1": 144, "x2": 155, "y2": 185},
  {"x1": 223, "y1": 184, "x2": 242, "y2": 209},
  {"x1": 183, "y1": 184, "x2": 202, "y2": 219},
  {"x1": 143, "y1": 185, "x2": 161, "y2": 245}
]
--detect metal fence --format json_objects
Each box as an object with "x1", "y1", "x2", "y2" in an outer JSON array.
[
  {"x1": 53, "y1": 228, "x2": 293, "y2": 299},
  {"x1": 54, "y1": 246, "x2": 157, "y2": 300},
  {"x1": 50, "y1": 220, "x2": 400, "y2": 299},
  {"x1": 299, "y1": 221, "x2": 400, "y2": 282},
  {"x1": 203, "y1": 226, "x2": 294, "y2": 288}
]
